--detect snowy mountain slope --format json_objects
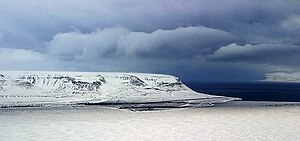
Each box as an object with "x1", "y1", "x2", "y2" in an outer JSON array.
[
  {"x1": 0, "y1": 71, "x2": 238, "y2": 108},
  {"x1": 264, "y1": 72, "x2": 300, "y2": 82}
]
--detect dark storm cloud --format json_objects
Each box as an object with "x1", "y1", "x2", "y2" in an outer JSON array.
[
  {"x1": 46, "y1": 26, "x2": 234, "y2": 61},
  {"x1": 117, "y1": 26, "x2": 235, "y2": 58},
  {"x1": 1, "y1": 0, "x2": 300, "y2": 81},
  {"x1": 1, "y1": 0, "x2": 299, "y2": 48},
  {"x1": 208, "y1": 43, "x2": 300, "y2": 66}
]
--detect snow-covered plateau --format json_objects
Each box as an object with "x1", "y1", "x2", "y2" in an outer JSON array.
[
  {"x1": 264, "y1": 72, "x2": 300, "y2": 82},
  {"x1": 0, "y1": 71, "x2": 238, "y2": 108}
]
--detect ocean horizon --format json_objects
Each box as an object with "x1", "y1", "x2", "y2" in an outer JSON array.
[{"x1": 187, "y1": 81, "x2": 300, "y2": 102}]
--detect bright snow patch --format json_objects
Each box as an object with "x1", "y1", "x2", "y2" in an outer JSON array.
[{"x1": 0, "y1": 71, "x2": 238, "y2": 108}]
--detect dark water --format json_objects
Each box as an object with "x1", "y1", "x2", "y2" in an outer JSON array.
[{"x1": 186, "y1": 81, "x2": 300, "y2": 102}]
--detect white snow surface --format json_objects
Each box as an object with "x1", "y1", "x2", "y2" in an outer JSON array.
[
  {"x1": 264, "y1": 72, "x2": 300, "y2": 82},
  {"x1": 1, "y1": 102, "x2": 300, "y2": 141},
  {"x1": 0, "y1": 71, "x2": 235, "y2": 107}
]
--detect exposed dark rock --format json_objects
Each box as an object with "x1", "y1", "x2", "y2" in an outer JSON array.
[
  {"x1": 16, "y1": 81, "x2": 34, "y2": 89},
  {"x1": 0, "y1": 75, "x2": 4, "y2": 90},
  {"x1": 32, "y1": 77, "x2": 36, "y2": 84},
  {"x1": 158, "y1": 82, "x2": 182, "y2": 87},
  {"x1": 70, "y1": 80, "x2": 102, "y2": 91},
  {"x1": 96, "y1": 74, "x2": 107, "y2": 84},
  {"x1": 13, "y1": 75, "x2": 37, "y2": 89},
  {"x1": 144, "y1": 77, "x2": 157, "y2": 82},
  {"x1": 128, "y1": 75, "x2": 147, "y2": 86},
  {"x1": 53, "y1": 76, "x2": 75, "y2": 82}
]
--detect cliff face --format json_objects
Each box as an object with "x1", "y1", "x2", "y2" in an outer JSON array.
[{"x1": 0, "y1": 71, "x2": 237, "y2": 108}]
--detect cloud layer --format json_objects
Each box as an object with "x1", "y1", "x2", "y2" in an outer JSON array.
[
  {"x1": 209, "y1": 43, "x2": 300, "y2": 66},
  {"x1": 47, "y1": 26, "x2": 234, "y2": 60},
  {"x1": 1, "y1": 0, "x2": 300, "y2": 81}
]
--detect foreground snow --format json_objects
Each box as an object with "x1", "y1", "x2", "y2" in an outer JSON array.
[
  {"x1": 1, "y1": 102, "x2": 300, "y2": 141},
  {"x1": 265, "y1": 72, "x2": 300, "y2": 82},
  {"x1": 0, "y1": 71, "x2": 237, "y2": 108}
]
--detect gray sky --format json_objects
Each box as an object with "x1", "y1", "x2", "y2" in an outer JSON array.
[{"x1": 0, "y1": 0, "x2": 300, "y2": 82}]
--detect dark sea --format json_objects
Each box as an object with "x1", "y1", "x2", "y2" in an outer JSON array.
[{"x1": 186, "y1": 81, "x2": 300, "y2": 102}]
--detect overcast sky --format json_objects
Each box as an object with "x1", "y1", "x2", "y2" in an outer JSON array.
[{"x1": 0, "y1": 0, "x2": 300, "y2": 82}]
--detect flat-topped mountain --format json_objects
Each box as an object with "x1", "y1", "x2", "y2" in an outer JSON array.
[{"x1": 0, "y1": 71, "x2": 238, "y2": 108}]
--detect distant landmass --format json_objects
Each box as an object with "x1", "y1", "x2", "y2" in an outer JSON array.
[
  {"x1": 265, "y1": 72, "x2": 300, "y2": 82},
  {"x1": 0, "y1": 71, "x2": 238, "y2": 108}
]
